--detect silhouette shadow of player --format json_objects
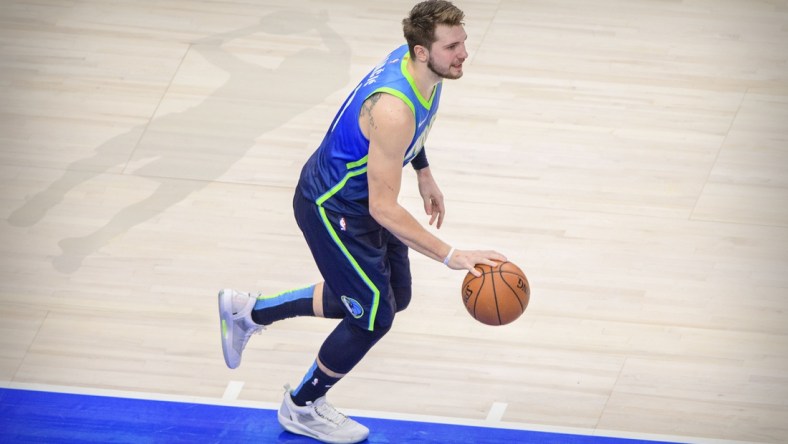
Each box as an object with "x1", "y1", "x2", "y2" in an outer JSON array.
[{"x1": 9, "y1": 10, "x2": 350, "y2": 273}]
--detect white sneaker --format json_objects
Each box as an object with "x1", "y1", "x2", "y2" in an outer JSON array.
[
  {"x1": 278, "y1": 385, "x2": 369, "y2": 444},
  {"x1": 218, "y1": 289, "x2": 263, "y2": 369}
]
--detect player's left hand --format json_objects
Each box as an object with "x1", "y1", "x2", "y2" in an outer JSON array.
[{"x1": 416, "y1": 167, "x2": 445, "y2": 228}]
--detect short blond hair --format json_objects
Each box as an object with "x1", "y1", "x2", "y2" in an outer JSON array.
[{"x1": 402, "y1": 0, "x2": 465, "y2": 57}]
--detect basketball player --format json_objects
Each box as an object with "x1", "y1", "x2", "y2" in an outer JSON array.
[{"x1": 219, "y1": 1, "x2": 505, "y2": 442}]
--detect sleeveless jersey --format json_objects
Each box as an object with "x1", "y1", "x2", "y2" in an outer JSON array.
[{"x1": 298, "y1": 44, "x2": 442, "y2": 216}]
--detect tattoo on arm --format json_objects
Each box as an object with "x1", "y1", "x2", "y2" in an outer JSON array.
[
  {"x1": 363, "y1": 93, "x2": 399, "y2": 194},
  {"x1": 361, "y1": 93, "x2": 383, "y2": 130}
]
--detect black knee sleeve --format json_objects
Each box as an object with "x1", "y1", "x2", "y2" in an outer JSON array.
[
  {"x1": 318, "y1": 317, "x2": 392, "y2": 374},
  {"x1": 321, "y1": 284, "x2": 346, "y2": 319},
  {"x1": 392, "y1": 285, "x2": 411, "y2": 312}
]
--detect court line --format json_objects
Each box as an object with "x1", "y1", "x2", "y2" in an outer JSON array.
[
  {"x1": 486, "y1": 401, "x2": 508, "y2": 423},
  {"x1": 0, "y1": 380, "x2": 759, "y2": 444},
  {"x1": 222, "y1": 380, "x2": 244, "y2": 401}
]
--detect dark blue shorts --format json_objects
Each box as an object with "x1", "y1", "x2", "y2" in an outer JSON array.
[{"x1": 293, "y1": 188, "x2": 411, "y2": 331}]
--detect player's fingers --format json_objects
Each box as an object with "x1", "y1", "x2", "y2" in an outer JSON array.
[
  {"x1": 436, "y1": 208, "x2": 444, "y2": 229},
  {"x1": 433, "y1": 198, "x2": 445, "y2": 228},
  {"x1": 467, "y1": 265, "x2": 482, "y2": 277},
  {"x1": 475, "y1": 251, "x2": 506, "y2": 267}
]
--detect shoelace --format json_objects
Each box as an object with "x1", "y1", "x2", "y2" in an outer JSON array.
[
  {"x1": 314, "y1": 400, "x2": 349, "y2": 426},
  {"x1": 235, "y1": 292, "x2": 263, "y2": 349},
  {"x1": 240, "y1": 323, "x2": 263, "y2": 348}
]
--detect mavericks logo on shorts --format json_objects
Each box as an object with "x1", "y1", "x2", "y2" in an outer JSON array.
[{"x1": 340, "y1": 295, "x2": 364, "y2": 318}]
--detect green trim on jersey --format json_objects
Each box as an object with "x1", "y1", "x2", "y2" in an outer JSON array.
[
  {"x1": 317, "y1": 205, "x2": 381, "y2": 331},
  {"x1": 370, "y1": 87, "x2": 415, "y2": 117},
  {"x1": 314, "y1": 164, "x2": 381, "y2": 331},
  {"x1": 345, "y1": 155, "x2": 368, "y2": 170},
  {"x1": 316, "y1": 166, "x2": 367, "y2": 206},
  {"x1": 400, "y1": 54, "x2": 435, "y2": 110}
]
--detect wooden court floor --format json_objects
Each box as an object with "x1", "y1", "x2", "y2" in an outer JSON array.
[{"x1": 1, "y1": 1, "x2": 787, "y2": 442}]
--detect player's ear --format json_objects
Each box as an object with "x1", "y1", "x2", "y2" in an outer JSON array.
[{"x1": 413, "y1": 44, "x2": 429, "y2": 62}]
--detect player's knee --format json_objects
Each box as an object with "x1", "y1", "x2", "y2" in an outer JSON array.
[
  {"x1": 392, "y1": 285, "x2": 411, "y2": 312},
  {"x1": 374, "y1": 317, "x2": 393, "y2": 338},
  {"x1": 360, "y1": 316, "x2": 392, "y2": 342},
  {"x1": 318, "y1": 316, "x2": 393, "y2": 374}
]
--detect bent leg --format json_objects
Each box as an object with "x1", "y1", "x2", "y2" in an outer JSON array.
[{"x1": 292, "y1": 316, "x2": 392, "y2": 405}]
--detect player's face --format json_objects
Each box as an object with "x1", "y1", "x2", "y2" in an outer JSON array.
[{"x1": 427, "y1": 25, "x2": 468, "y2": 80}]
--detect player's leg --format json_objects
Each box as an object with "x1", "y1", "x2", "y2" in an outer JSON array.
[
  {"x1": 289, "y1": 229, "x2": 408, "y2": 399},
  {"x1": 278, "y1": 315, "x2": 389, "y2": 443},
  {"x1": 219, "y1": 284, "x2": 350, "y2": 369},
  {"x1": 290, "y1": 315, "x2": 392, "y2": 406},
  {"x1": 278, "y1": 193, "x2": 397, "y2": 443},
  {"x1": 292, "y1": 201, "x2": 397, "y2": 404},
  {"x1": 251, "y1": 283, "x2": 318, "y2": 324},
  {"x1": 218, "y1": 283, "x2": 323, "y2": 369},
  {"x1": 217, "y1": 190, "x2": 347, "y2": 369}
]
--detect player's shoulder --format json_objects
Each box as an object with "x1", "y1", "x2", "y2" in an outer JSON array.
[{"x1": 365, "y1": 92, "x2": 415, "y2": 129}]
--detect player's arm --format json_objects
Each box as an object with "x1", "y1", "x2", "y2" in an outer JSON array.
[
  {"x1": 365, "y1": 93, "x2": 445, "y2": 261},
  {"x1": 362, "y1": 93, "x2": 505, "y2": 274},
  {"x1": 411, "y1": 148, "x2": 446, "y2": 229},
  {"x1": 415, "y1": 166, "x2": 445, "y2": 229}
]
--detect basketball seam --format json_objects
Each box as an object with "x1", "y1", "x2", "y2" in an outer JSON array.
[
  {"x1": 471, "y1": 272, "x2": 485, "y2": 319},
  {"x1": 499, "y1": 272, "x2": 525, "y2": 310},
  {"x1": 500, "y1": 261, "x2": 527, "y2": 311},
  {"x1": 492, "y1": 268, "x2": 502, "y2": 325}
]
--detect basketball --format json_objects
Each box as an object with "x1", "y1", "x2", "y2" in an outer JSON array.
[{"x1": 461, "y1": 261, "x2": 530, "y2": 326}]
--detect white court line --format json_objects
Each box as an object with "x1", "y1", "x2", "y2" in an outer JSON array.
[
  {"x1": 0, "y1": 380, "x2": 761, "y2": 444},
  {"x1": 486, "y1": 401, "x2": 508, "y2": 423},
  {"x1": 222, "y1": 381, "x2": 244, "y2": 401}
]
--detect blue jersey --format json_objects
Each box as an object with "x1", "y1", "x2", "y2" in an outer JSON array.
[{"x1": 298, "y1": 44, "x2": 442, "y2": 216}]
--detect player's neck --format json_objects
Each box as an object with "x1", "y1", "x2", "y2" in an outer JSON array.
[{"x1": 406, "y1": 56, "x2": 438, "y2": 102}]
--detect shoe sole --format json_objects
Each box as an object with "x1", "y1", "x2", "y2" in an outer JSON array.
[
  {"x1": 278, "y1": 413, "x2": 322, "y2": 441},
  {"x1": 278, "y1": 412, "x2": 367, "y2": 444},
  {"x1": 277, "y1": 400, "x2": 369, "y2": 444},
  {"x1": 217, "y1": 289, "x2": 239, "y2": 369}
]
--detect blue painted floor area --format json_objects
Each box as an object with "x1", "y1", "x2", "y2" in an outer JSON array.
[{"x1": 0, "y1": 388, "x2": 682, "y2": 443}]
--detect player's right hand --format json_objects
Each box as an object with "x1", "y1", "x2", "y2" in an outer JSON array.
[{"x1": 447, "y1": 249, "x2": 507, "y2": 277}]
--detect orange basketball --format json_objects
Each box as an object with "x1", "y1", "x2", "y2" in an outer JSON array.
[{"x1": 461, "y1": 261, "x2": 530, "y2": 326}]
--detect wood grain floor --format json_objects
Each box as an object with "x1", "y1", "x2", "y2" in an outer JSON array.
[{"x1": 1, "y1": 1, "x2": 787, "y2": 442}]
